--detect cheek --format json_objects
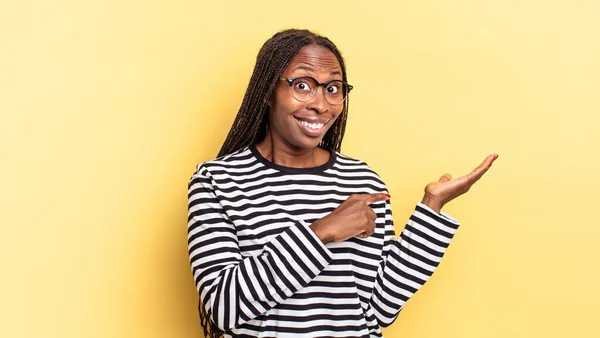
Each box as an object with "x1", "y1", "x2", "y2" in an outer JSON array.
[
  {"x1": 330, "y1": 106, "x2": 344, "y2": 121},
  {"x1": 272, "y1": 88, "x2": 302, "y2": 115}
]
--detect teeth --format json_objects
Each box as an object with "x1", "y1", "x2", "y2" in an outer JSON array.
[{"x1": 298, "y1": 119, "x2": 324, "y2": 130}]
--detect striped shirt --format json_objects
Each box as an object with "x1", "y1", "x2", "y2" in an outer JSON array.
[{"x1": 187, "y1": 145, "x2": 460, "y2": 337}]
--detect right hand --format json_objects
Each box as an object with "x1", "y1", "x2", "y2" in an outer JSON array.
[{"x1": 309, "y1": 193, "x2": 390, "y2": 244}]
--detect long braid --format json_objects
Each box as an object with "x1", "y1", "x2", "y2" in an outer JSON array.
[{"x1": 200, "y1": 29, "x2": 350, "y2": 337}]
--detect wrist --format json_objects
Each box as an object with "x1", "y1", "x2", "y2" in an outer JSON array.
[
  {"x1": 309, "y1": 219, "x2": 332, "y2": 244},
  {"x1": 421, "y1": 195, "x2": 442, "y2": 214}
]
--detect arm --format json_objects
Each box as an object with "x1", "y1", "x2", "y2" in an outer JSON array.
[
  {"x1": 368, "y1": 201, "x2": 460, "y2": 327},
  {"x1": 369, "y1": 153, "x2": 497, "y2": 327},
  {"x1": 187, "y1": 165, "x2": 333, "y2": 330}
]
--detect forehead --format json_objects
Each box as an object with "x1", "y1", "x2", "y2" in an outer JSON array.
[{"x1": 284, "y1": 44, "x2": 342, "y2": 75}]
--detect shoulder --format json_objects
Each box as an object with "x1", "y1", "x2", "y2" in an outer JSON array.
[
  {"x1": 333, "y1": 151, "x2": 375, "y2": 173},
  {"x1": 335, "y1": 151, "x2": 368, "y2": 167},
  {"x1": 332, "y1": 151, "x2": 387, "y2": 187},
  {"x1": 190, "y1": 147, "x2": 255, "y2": 179}
]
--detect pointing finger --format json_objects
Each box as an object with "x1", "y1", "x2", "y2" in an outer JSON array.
[{"x1": 361, "y1": 193, "x2": 391, "y2": 205}]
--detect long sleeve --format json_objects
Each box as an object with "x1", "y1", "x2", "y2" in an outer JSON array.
[
  {"x1": 368, "y1": 201, "x2": 460, "y2": 327},
  {"x1": 187, "y1": 165, "x2": 334, "y2": 331}
]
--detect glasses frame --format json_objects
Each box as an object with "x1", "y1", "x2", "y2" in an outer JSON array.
[{"x1": 279, "y1": 76, "x2": 353, "y2": 106}]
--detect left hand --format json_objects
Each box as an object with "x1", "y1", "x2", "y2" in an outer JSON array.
[{"x1": 421, "y1": 154, "x2": 498, "y2": 213}]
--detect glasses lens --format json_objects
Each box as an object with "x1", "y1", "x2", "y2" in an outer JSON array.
[
  {"x1": 291, "y1": 77, "x2": 317, "y2": 102},
  {"x1": 324, "y1": 80, "x2": 347, "y2": 105},
  {"x1": 290, "y1": 77, "x2": 349, "y2": 105}
]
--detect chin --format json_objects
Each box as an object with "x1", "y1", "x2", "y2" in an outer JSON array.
[{"x1": 289, "y1": 136, "x2": 324, "y2": 151}]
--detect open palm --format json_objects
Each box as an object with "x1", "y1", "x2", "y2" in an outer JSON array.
[{"x1": 422, "y1": 154, "x2": 498, "y2": 213}]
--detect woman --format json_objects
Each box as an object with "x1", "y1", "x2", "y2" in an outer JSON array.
[{"x1": 188, "y1": 29, "x2": 497, "y2": 338}]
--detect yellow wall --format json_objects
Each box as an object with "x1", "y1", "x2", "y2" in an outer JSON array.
[{"x1": 2, "y1": 1, "x2": 599, "y2": 337}]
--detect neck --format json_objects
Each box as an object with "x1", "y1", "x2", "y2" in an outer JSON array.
[{"x1": 255, "y1": 131, "x2": 327, "y2": 168}]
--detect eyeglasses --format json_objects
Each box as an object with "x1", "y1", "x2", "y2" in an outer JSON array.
[{"x1": 279, "y1": 76, "x2": 353, "y2": 105}]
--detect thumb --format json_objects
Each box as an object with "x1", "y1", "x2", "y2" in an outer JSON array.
[{"x1": 438, "y1": 173, "x2": 452, "y2": 183}]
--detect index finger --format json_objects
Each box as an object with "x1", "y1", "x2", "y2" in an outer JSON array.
[{"x1": 359, "y1": 193, "x2": 391, "y2": 205}]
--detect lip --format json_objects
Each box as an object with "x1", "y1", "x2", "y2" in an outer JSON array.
[
  {"x1": 292, "y1": 115, "x2": 330, "y2": 124},
  {"x1": 293, "y1": 116, "x2": 330, "y2": 137}
]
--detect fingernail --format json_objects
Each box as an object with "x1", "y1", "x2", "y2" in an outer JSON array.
[
  {"x1": 488, "y1": 154, "x2": 498, "y2": 168},
  {"x1": 385, "y1": 194, "x2": 391, "y2": 198}
]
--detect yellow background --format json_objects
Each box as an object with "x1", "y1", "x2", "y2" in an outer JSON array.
[{"x1": 2, "y1": 1, "x2": 599, "y2": 337}]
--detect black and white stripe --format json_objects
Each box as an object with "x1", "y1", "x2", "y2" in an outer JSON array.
[{"x1": 188, "y1": 145, "x2": 460, "y2": 337}]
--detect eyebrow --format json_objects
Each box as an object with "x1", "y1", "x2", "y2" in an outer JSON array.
[{"x1": 292, "y1": 65, "x2": 342, "y2": 76}]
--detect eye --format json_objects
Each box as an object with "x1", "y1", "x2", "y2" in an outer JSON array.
[
  {"x1": 326, "y1": 84, "x2": 340, "y2": 94},
  {"x1": 294, "y1": 80, "x2": 312, "y2": 92}
]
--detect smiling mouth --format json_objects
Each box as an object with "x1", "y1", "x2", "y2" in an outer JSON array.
[{"x1": 294, "y1": 117, "x2": 326, "y2": 130}]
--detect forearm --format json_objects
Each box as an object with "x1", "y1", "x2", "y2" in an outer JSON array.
[
  {"x1": 188, "y1": 166, "x2": 334, "y2": 330},
  {"x1": 191, "y1": 220, "x2": 333, "y2": 330},
  {"x1": 369, "y1": 203, "x2": 460, "y2": 327}
]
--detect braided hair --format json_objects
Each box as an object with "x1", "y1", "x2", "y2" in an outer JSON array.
[
  {"x1": 201, "y1": 29, "x2": 350, "y2": 338},
  {"x1": 217, "y1": 28, "x2": 350, "y2": 157}
]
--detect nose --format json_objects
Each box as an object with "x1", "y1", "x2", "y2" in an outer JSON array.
[{"x1": 305, "y1": 87, "x2": 329, "y2": 114}]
